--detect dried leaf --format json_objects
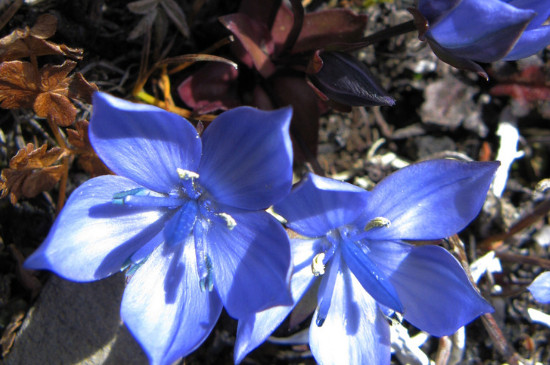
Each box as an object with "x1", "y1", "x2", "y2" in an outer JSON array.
[
  {"x1": 34, "y1": 92, "x2": 77, "y2": 127},
  {"x1": 127, "y1": 0, "x2": 159, "y2": 14},
  {"x1": 128, "y1": 9, "x2": 157, "y2": 40},
  {"x1": 0, "y1": 60, "x2": 96, "y2": 126},
  {"x1": 67, "y1": 120, "x2": 111, "y2": 177},
  {"x1": 0, "y1": 14, "x2": 83, "y2": 62},
  {"x1": 68, "y1": 72, "x2": 99, "y2": 104},
  {"x1": 0, "y1": 60, "x2": 39, "y2": 109},
  {"x1": 0, "y1": 143, "x2": 65, "y2": 203},
  {"x1": 127, "y1": 0, "x2": 189, "y2": 41},
  {"x1": 0, "y1": 310, "x2": 25, "y2": 358},
  {"x1": 159, "y1": 0, "x2": 190, "y2": 38},
  {"x1": 30, "y1": 13, "x2": 58, "y2": 39}
]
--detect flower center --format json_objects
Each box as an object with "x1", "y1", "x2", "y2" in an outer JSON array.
[
  {"x1": 312, "y1": 217, "x2": 392, "y2": 326},
  {"x1": 112, "y1": 168, "x2": 237, "y2": 292}
]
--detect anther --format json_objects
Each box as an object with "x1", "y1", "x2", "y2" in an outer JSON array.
[
  {"x1": 217, "y1": 213, "x2": 237, "y2": 230},
  {"x1": 177, "y1": 168, "x2": 199, "y2": 180},
  {"x1": 311, "y1": 253, "x2": 326, "y2": 276},
  {"x1": 364, "y1": 217, "x2": 391, "y2": 231}
]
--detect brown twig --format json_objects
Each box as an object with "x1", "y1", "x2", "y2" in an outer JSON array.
[
  {"x1": 0, "y1": 0, "x2": 23, "y2": 31},
  {"x1": 56, "y1": 156, "x2": 69, "y2": 212},
  {"x1": 480, "y1": 198, "x2": 550, "y2": 251},
  {"x1": 448, "y1": 234, "x2": 521, "y2": 364},
  {"x1": 435, "y1": 336, "x2": 451, "y2": 365},
  {"x1": 495, "y1": 251, "x2": 550, "y2": 270}
]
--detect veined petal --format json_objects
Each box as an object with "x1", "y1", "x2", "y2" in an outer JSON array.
[
  {"x1": 198, "y1": 106, "x2": 293, "y2": 210},
  {"x1": 309, "y1": 264, "x2": 391, "y2": 365},
  {"x1": 368, "y1": 242, "x2": 493, "y2": 336},
  {"x1": 24, "y1": 175, "x2": 167, "y2": 281},
  {"x1": 504, "y1": 26, "x2": 550, "y2": 60},
  {"x1": 360, "y1": 160, "x2": 498, "y2": 241},
  {"x1": 431, "y1": 18, "x2": 532, "y2": 63},
  {"x1": 206, "y1": 210, "x2": 292, "y2": 319},
  {"x1": 274, "y1": 173, "x2": 369, "y2": 237},
  {"x1": 121, "y1": 239, "x2": 223, "y2": 365},
  {"x1": 528, "y1": 271, "x2": 550, "y2": 304},
  {"x1": 341, "y1": 240, "x2": 402, "y2": 312},
  {"x1": 89, "y1": 92, "x2": 201, "y2": 194},
  {"x1": 428, "y1": 0, "x2": 534, "y2": 52},
  {"x1": 234, "y1": 239, "x2": 319, "y2": 364}
]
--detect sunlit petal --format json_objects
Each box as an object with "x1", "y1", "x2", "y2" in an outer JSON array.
[
  {"x1": 206, "y1": 210, "x2": 292, "y2": 318},
  {"x1": 121, "y1": 240, "x2": 223, "y2": 365},
  {"x1": 24, "y1": 175, "x2": 168, "y2": 281},
  {"x1": 234, "y1": 239, "x2": 318, "y2": 364},
  {"x1": 274, "y1": 173, "x2": 369, "y2": 237},
  {"x1": 368, "y1": 242, "x2": 493, "y2": 336},
  {"x1": 309, "y1": 264, "x2": 391, "y2": 365},
  {"x1": 360, "y1": 160, "x2": 498, "y2": 241},
  {"x1": 198, "y1": 106, "x2": 293, "y2": 210},
  {"x1": 89, "y1": 92, "x2": 201, "y2": 193},
  {"x1": 528, "y1": 271, "x2": 550, "y2": 304}
]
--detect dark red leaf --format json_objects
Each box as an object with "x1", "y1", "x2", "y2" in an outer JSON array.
[
  {"x1": 177, "y1": 62, "x2": 240, "y2": 114},
  {"x1": 219, "y1": 13, "x2": 276, "y2": 78}
]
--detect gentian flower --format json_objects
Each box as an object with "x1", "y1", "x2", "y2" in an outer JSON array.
[
  {"x1": 528, "y1": 271, "x2": 550, "y2": 304},
  {"x1": 412, "y1": 0, "x2": 550, "y2": 77},
  {"x1": 235, "y1": 159, "x2": 499, "y2": 364},
  {"x1": 24, "y1": 92, "x2": 294, "y2": 365}
]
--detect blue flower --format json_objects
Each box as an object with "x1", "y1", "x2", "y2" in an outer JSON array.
[
  {"x1": 24, "y1": 92, "x2": 294, "y2": 365},
  {"x1": 413, "y1": 0, "x2": 550, "y2": 77},
  {"x1": 235, "y1": 159, "x2": 499, "y2": 365},
  {"x1": 529, "y1": 271, "x2": 550, "y2": 304}
]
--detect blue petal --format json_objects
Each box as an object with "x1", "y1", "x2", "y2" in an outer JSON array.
[
  {"x1": 24, "y1": 175, "x2": 168, "y2": 281},
  {"x1": 89, "y1": 92, "x2": 202, "y2": 194},
  {"x1": 528, "y1": 271, "x2": 550, "y2": 304},
  {"x1": 309, "y1": 264, "x2": 391, "y2": 365},
  {"x1": 359, "y1": 160, "x2": 498, "y2": 241},
  {"x1": 428, "y1": 0, "x2": 534, "y2": 53},
  {"x1": 341, "y1": 239, "x2": 402, "y2": 312},
  {"x1": 234, "y1": 239, "x2": 319, "y2": 364},
  {"x1": 433, "y1": 20, "x2": 531, "y2": 63},
  {"x1": 368, "y1": 241, "x2": 493, "y2": 336},
  {"x1": 417, "y1": 0, "x2": 462, "y2": 26},
  {"x1": 425, "y1": 38, "x2": 489, "y2": 77},
  {"x1": 507, "y1": 0, "x2": 550, "y2": 29},
  {"x1": 504, "y1": 26, "x2": 550, "y2": 60},
  {"x1": 274, "y1": 173, "x2": 370, "y2": 237},
  {"x1": 205, "y1": 210, "x2": 292, "y2": 318},
  {"x1": 198, "y1": 106, "x2": 293, "y2": 210},
  {"x1": 121, "y1": 239, "x2": 223, "y2": 365}
]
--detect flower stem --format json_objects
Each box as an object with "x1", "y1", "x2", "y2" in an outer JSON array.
[{"x1": 337, "y1": 20, "x2": 417, "y2": 52}]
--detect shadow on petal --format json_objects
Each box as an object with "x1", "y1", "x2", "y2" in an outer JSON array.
[{"x1": 95, "y1": 216, "x2": 168, "y2": 278}]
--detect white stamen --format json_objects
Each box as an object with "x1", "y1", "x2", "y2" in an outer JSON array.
[
  {"x1": 217, "y1": 213, "x2": 237, "y2": 230},
  {"x1": 311, "y1": 253, "x2": 326, "y2": 276},
  {"x1": 177, "y1": 168, "x2": 199, "y2": 180}
]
